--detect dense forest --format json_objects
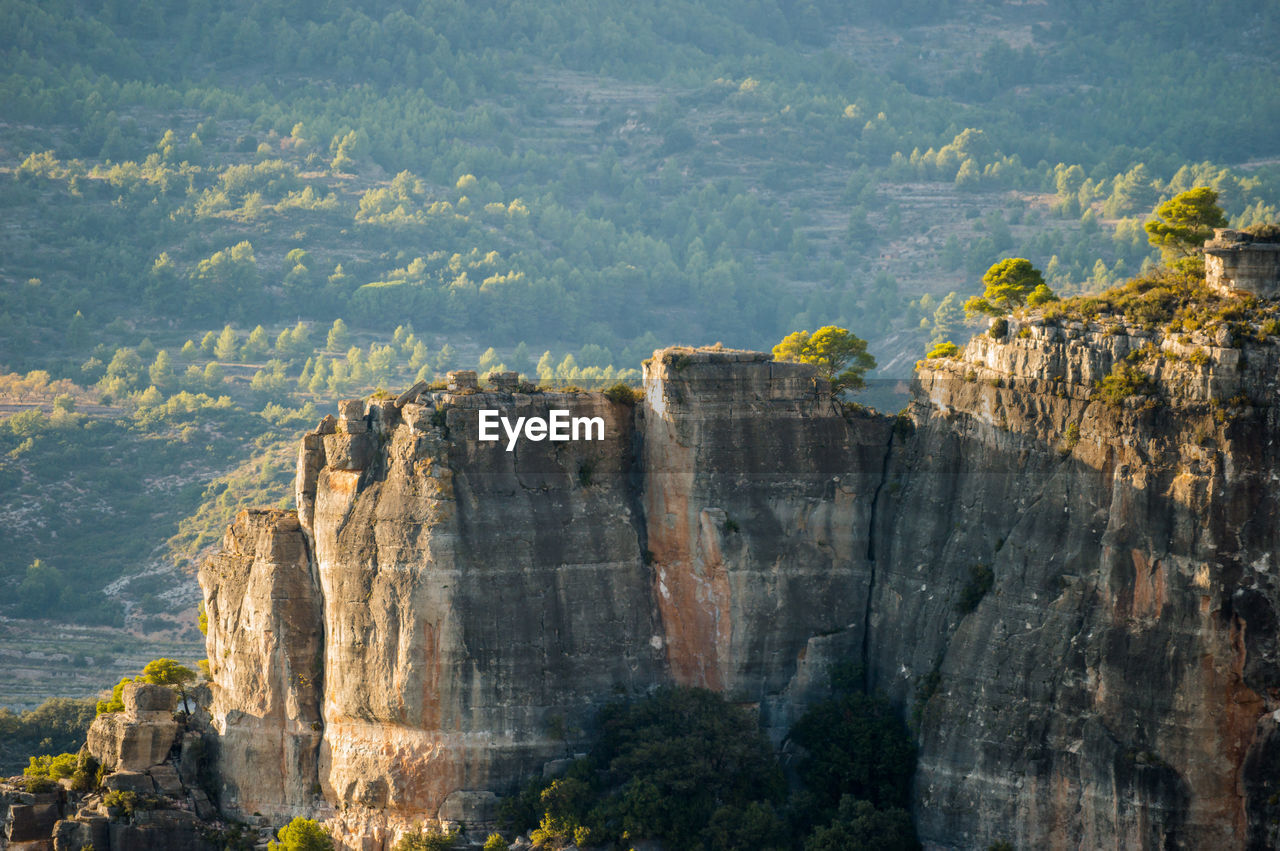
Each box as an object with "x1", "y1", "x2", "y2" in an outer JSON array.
[{"x1": 2, "y1": 0, "x2": 1280, "y2": 698}]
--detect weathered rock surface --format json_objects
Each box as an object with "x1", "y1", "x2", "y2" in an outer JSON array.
[
  {"x1": 641, "y1": 348, "x2": 892, "y2": 738},
  {"x1": 85, "y1": 683, "x2": 178, "y2": 772},
  {"x1": 874, "y1": 319, "x2": 1280, "y2": 849},
  {"x1": 198, "y1": 338, "x2": 1280, "y2": 849},
  {"x1": 198, "y1": 508, "x2": 324, "y2": 822}
]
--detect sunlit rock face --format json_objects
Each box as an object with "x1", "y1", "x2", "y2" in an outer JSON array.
[{"x1": 201, "y1": 338, "x2": 1280, "y2": 849}]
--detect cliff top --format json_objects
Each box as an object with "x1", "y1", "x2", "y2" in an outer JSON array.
[
  {"x1": 646, "y1": 345, "x2": 774, "y2": 366},
  {"x1": 1206, "y1": 224, "x2": 1280, "y2": 249},
  {"x1": 1020, "y1": 268, "x2": 1279, "y2": 340}
]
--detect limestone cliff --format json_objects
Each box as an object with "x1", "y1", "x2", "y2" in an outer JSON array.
[
  {"x1": 879, "y1": 314, "x2": 1280, "y2": 849},
  {"x1": 199, "y1": 331, "x2": 1280, "y2": 849}
]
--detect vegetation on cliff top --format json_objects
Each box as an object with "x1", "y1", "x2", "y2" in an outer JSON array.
[{"x1": 773, "y1": 326, "x2": 877, "y2": 394}]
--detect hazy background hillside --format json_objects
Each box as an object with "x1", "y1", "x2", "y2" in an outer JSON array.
[{"x1": 2, "y1": 0, "x2": 1279, "y2": 706}]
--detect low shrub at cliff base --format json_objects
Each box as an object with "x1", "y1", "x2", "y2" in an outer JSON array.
[
  {"x1": 787, "y1": 681, "x2": 917, "y2": 838},
  {"x1": 268, "y1": 817, "x2": 334, "y2": 851},
  {"x1": 802, "y1": 798, "x2": 918, "y2": 851},
  {"x1": 394, "y1": 826, "x2": 461, "y2": 849},
  {"x1": 502, "y1": 686, "x2": 788, "y2": 850},
  {"x1": 505, "y1": 682, "x2": 920, "y2": 850}
]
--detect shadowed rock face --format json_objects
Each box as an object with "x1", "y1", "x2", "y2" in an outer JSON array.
[{"x1": 200, "y1": 340, "x2": 1280, "y2": 849}]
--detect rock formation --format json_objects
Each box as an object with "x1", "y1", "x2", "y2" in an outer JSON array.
[
  {"x1": 1205, "y1": 227, "x2": 1280, "y2": 298},
  {"x1": 197, "y1": 331, "x2": 1280, "y2": 849}
]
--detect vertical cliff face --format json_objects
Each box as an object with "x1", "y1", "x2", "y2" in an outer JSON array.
[
  {"x1": 879, "y1": 318, "x2": 1280, "y2": 849},
  {"x1": 200, "y1": 337, "x2": 1280, "y2": 849},
  {"x1": 640, "y1": 349, "x2": 891, "y2": 736},
  {"x1": 288, "y1": 389, "x2": 664, "y2": 836},
  {"x1": 198, "y1": 509, "x2": 323, "y2": 821}
]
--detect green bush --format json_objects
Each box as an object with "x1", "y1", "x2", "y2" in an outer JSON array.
[
  {"x1": 483, "y1": 834, "x2": 509, "y2": 851},
  {"x1": 603, "y1": 382, "x2": 642, "y2": 405},
  {"x1": 803, "y1": 797, "x2": 919, "y2": 851},
  {"x1": 103, "y1": 789, "x2": 140, "y2": 816},
  {"x1": 21, "y1": 775, "x2": 57, "y2": 793},
  {"x1": 789, "y1": 689, "x2": 916, "y2": 826},
  {"x1": 268, "y1": 817, "x2": 334, "y2": 851},
  {"x1": 1058, "y1": 422, "x2": 1081, "y2": 456},
  {"x1": 508, "y1": 688, "x2": 785, "y2": 849},
  {"x1": 24, "y1": 752, "x2": 77, "y2": 781},
  {"x1": 393, "y1": 827, "x2": 459, "y2": 850},
  {"x1": 1092, "y1": 363, "x2": 1155, "y2": 406},
  {"x1": 926, "y1": 341, "x2": 959, "y2": 359}
]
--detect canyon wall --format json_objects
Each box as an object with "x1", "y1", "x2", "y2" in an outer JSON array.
[{"x1": 199, "y1": 332, "x2": 1280, "y2": 849}]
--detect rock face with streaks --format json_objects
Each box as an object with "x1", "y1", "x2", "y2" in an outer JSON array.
[
  {"x1": 198, "y1": 508, "x2": 324, "y2": 821},
  {"x1": 872, "y1": 315, "x2": 1280, "y2": 849},
  {"x1": 640, "y1": 348, "x2": 892, "y2": 739},
  {"x1": 199, "y1": 334, "x2": 1280, "y2": 850}
]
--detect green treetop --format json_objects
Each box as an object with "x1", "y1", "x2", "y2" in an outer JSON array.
[
  {"x1": 1144, "y1": 186, "x2": 1228, "y2": 261},
  {"x1": 140, "y1": 658, "x2": 197, "y2": 714},
  {"x1": 772, "y1": 325, "x2": 876, "y2": 394},
  {"x1": 964, "y1": 258, "x2": 1052, "y2": 318}
]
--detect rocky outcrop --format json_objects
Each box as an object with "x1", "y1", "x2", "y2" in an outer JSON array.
[
  {"x1": 198, "y1": 508, "x2": 324, "y2": 822},
  {"x1": 1206, "y1": 228, "x2": 1280, "y2": 298},
  {"x1": 8, "y1": 682, "x2": 221, "y2": 851},
  {"x1": 86, "y1": 684, "x2": 178, "y2": 773},
  {"x1": 199, "y1": 335, "x2": 1280, "y2": 849}
]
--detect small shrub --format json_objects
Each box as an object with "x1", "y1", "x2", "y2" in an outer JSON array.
[
  {"x1": 21, "y1": 775, "x2": 57, "y2": 793},
  {"x1": 394, "y1": 826, "x2": 459, "y2": 850},
  {"x1": 955, "y1": 564, "x2": 994, "y2": 614},
  {"x1": 893, "y1": 410, "x2": 914, "y2": 439},
  {"x1": 483, "y1": 834, "x2": 509, "y2": 851},
  {"x1": 25, "y1": 752, "x2": 78, "y2": 781},
  {"x1": 1187, "y1": 348, "x2": 1210, "y2": 366},
  {"x1": 104, "y1": 789, "x2": 139, "y2": 816},
  {"x1": 1092, "y1": 363, "x2": 1155, "y2": 406},
  {"x1": 603, "y1": 382, "x2": 642, "y2": 405},
  {"x1": 989, "y1": 318, "x2": 1008, "y2": 339},
  {"x1": 910, "y1": 664, "x2": 942, "y2": 729},
  {"x1": 1058, "y1": 422, "x2": 1080, "y2": 456},
  {"x1": 1017, "y1": 326, "x2": 1032, "y2": 338},
  {"x1": 268, "y1": 817, "x2": 334, "y2": 851},
  {"x1": 70, "y1": 754, "x2": 100, "y2": 791},
  {"x1": 926, "y1": 341, "x2": 958, "y2": 359}
]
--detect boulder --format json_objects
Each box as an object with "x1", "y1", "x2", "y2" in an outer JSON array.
[
  {"x1": 149, "y1": 763, "x2": 184, "y2": 797},
  {"x1": 102, "y1": 770, "x2": 155, "y2": 795}
]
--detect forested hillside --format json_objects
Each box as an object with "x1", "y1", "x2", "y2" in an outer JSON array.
[{"x1": 2, "y1": 0, "x2": 1279, "y2": 703}]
